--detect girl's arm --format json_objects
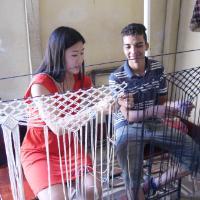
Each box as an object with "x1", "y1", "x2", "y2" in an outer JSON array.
[{"x1": 31, "y1": 83, "x2": 65, "y2": 135}]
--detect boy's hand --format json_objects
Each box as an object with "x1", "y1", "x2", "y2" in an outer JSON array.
[
  {"x1": 118, "y1": 92, "x2": 134, "y2": 109},
  {"x1": 166, "y1": 100, "x2": 194, "y2": 117}
]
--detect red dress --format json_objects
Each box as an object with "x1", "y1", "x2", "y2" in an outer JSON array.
[{"x1": 21, "y1": 73, "x2": 93, "y2": 195}]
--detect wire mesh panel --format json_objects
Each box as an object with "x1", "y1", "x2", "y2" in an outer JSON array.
[
  {"x1": 108, "y1": 66, "x2": 200, "y2": 200},
  {"x1": 143, "y1": 66, "x2": 200, "y2": 199},
  {"x1": 144, "y1": 67, "x2": 199, "y2": 199},
  {"x1": 166, "y1": 66, "x2": 200, "y2": 126}
]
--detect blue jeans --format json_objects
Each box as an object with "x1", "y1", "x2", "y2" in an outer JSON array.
[{"x1": 115, "y1": 119, "x2": 200, "y2": 198}]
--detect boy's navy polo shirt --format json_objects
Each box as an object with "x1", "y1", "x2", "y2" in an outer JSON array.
[{"x1": 109, "y1": 57, "x2": 167, "y2": 129}]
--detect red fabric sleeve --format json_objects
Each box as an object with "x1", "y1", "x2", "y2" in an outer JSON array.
[
  {"x1": 73, "y1": 75, "x2": 92, "y2": 90},
  {"x1": 24, "y1": 74, "x2": 58, "y2": 99}
]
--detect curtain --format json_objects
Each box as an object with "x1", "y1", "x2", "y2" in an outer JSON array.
[{"x1": 190, "y1": 0, "x2": 200, "y2": 31}]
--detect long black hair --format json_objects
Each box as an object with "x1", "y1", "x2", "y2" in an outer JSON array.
[{"x1": 36, "y1": 26, "x2": 85, "y2": 83}]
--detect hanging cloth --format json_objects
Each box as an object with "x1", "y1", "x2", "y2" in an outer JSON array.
[{"x1": 190, "y1": 0, "x2": 200, "y2": 31}]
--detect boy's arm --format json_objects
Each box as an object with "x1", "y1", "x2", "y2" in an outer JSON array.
[
  {"x1": 120, "y1": 103, "x2": 179, "y2": 123},
  {"x1": 158, "y1": 95, "x2": 168, "y2": 105},
  {"x1": 119, "y1": 94, "x2": 178, "y2": 123}
]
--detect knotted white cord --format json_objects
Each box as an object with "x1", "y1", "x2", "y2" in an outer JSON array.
[
  {"x1": 1, "y1": 116, "x2": 25, "y2": 200},
  {"x1": 0, "y1": 84, "x2": 126, "y2": 199},
  {"x1": 44, "y1": 125, "x2": 52, "y2": 200}
]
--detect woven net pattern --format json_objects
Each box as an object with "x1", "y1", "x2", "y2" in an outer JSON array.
[
  {"x1": 166, "y1": 66, "x2": 200, "y2": 100},
  {"x1": 0, "y1": 84, "x2": 126, "y2": 132}
]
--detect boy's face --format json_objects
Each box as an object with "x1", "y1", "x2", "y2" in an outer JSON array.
[{"x1": 122, "y1": 34, "x2": 149, "y2": 67}]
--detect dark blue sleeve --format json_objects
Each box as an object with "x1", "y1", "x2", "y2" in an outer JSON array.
[{"x1": 159, "y1": 66, "x2": 167, "y2": 96}]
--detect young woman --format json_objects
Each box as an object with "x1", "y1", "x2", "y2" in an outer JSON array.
[{"x1": 21, "y1": 26, "x2": 101, "y2": 200}]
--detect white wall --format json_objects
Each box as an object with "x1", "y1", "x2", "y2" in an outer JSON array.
[
  {"x1": 39, "y1": 0, "x2": 144, "y2": 72},
  {"x1": 0, "y1": 0, "x2": 30, "y2": 100},
  {"x1": 162, "y1": 0, "x2": 181, "y2": 73},
  {"x1": 0, "y1": 0, "x2": 199, "y2": 100}
]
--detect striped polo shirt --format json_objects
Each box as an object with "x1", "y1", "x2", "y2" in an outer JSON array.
[{"x1": 109, "y1": 57, "x2": 167, "y2": 129}]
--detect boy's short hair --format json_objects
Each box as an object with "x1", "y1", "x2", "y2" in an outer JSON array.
[{"x1": 121, "y1": 23, "x2": 147, "y2": 43}]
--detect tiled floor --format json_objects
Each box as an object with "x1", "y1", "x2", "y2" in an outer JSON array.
[
  {"x1": 0, "y1": 166, "x2": 35, "y2": 200},
  {"x1": 102, "y1": 174, "x2": 200, "y2": 200},
  {"x1": 1, "y1": 169, "x2": 200, "y2": 199},
  {"x1": 100, "y1": 154, "x2": 200, "y2": 200},
  {"x1": 1, "y1": 159, "x2": 200, "y2": 200}
]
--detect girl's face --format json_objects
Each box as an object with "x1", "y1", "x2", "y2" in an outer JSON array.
[{"x1": 65, "y1": 41, "x2": 84, "y2": 75}]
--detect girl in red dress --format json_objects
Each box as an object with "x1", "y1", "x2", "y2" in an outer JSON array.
[{"x1": 21, "y1": 26, "x2": 101, "y2": 200}]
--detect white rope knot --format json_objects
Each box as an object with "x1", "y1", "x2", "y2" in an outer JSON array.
[{"x1": 2, "y1": 115, "x2": 18, "y2": 131}]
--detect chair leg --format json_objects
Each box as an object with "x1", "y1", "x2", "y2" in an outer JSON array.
[{"x1": 177, "y1": 178, "x2": 182, "y2": 200}]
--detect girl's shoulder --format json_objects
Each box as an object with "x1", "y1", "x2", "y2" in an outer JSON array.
[{"x1": 24, "y1": 73, "x2": 58, "y2": 98}]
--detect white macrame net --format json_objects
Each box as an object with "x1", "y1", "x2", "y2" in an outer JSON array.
[{"x1": 0, "y1": 83, "x2": 126, "y2": 200}]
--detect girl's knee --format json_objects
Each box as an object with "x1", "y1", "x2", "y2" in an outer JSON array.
[
  {"x1": 37, "y1": 184, "x2": 68, "y2": 200},
  {"x1": 83, "y1": 174, "x2": 102, "y2": 199}
]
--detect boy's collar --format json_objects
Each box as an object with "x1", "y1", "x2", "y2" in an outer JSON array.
[{"x1": 125, "y1": 57, "x2": 150, "y2": 77}]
